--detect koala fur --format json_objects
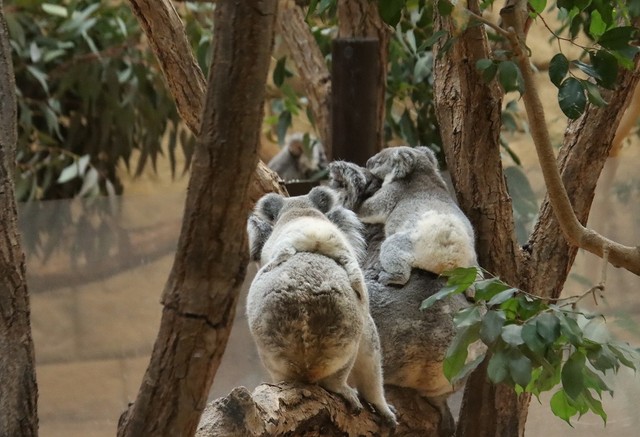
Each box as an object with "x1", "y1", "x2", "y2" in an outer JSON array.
[
  {"x1": 328, "y1": 162, "x2": 485, "y2": 429},
  {"x1": 267, "y1": 133, "x2": 327, "y2": 182},
  {"x1": 360, "y1": 146, "x2": 477, "y2": 285},
  {"x1": 328, "y1": 160, "x2": 382, "y2": 211},
  {"x1": 246, "y1": 187, "x2": 397, "y2": 425}
]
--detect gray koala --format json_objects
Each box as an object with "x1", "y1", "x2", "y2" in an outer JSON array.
[
  {"x1": 246, "y1": 187, "x2": 397, "y2": 425},
  {"x1": 359, "y1": 146, "x2": 477, "y2": 286},
  {"x1": 267, "y1": 133, "x2": 327, "y2": 182},
  {"x1": 328, "y1": 161, "x2": 485, "y2": 431}
]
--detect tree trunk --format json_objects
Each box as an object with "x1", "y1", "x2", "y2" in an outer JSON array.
[
  {"x1": 337, "y1": 0, "x2": 389, "y2": 152},
  {"x1": 126, "y1": 0, "x2": 286, "y2": 202},
  {"x1": 0, "y1": 3, "x2": 39, "y2": 436},
  {"x1": 116, "y1": 1, "x2": 277, "y2": 436}
]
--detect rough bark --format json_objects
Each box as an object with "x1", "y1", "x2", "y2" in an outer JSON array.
[
  {"x1": 337, "y1": 0, "x2": 389, "y2": 152},
  {"x1": 126, "y1": 0, "x2": 286, "y2": 200},
  {"x1": 277, "y1": 0, "x2": 332, "y2": 155},
  {"x1": 525, "y1": 58, "x2": 640, "y2": 297},
  {"x1": 433, "y1": 1, "x2": 640, "y2": 436},
  {"x1": 116, "y1": 1, "x2": 277, "y2": 436},
  {"x1": 196, "y1": 384, "x2": 444, "y2": 437},
  {"x1": 432, "y1": 1, "x2": 526, "y2": 436},
  {"x1": 0, "y1": 3, "x2": 39, "y2": 435}
]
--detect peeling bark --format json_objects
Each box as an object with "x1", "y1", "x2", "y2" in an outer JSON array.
[
  {"x1": 0, "y1": 3, "x2": 39, "y2": 435},
  {"x1": 116, "y1": 1, "x2": 278, "y2": 435}
]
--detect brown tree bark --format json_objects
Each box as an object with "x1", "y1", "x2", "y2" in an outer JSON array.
[
  {"x1": 116, "y1": 1, "x2": 278, "y2": 436},
  {"x1": 126, "y1": 0, "x2": 286, "y2": 201},
  {"x1": 433, "y1": 1, "x2": 640, "y2": 437},
  {"x1": 525, "y1": 58, "x2": 640, "y2": 297},
  {"x1": 0, "y1": 3, "x2": 39, "y2": 436},
  {"x1": 337, "y1": 0, "x2": 390, "y2": 151},
  {"x1": 277, "y1": 0, "x2": 332, "y2": 154},
  {"x1": 195, "y1": 384, "x2": 443, "y2": 437}
]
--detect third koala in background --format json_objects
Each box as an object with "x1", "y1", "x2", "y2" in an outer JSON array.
[
  {"x1": 246, "y1": 187, "x2": 397, "y2": 426},
  {"x1": 267, "y1": 133, "x2": 327, "y2": 182},
  {"x1": 360, "y1": 146, "x2": 477, "y2": 286}
]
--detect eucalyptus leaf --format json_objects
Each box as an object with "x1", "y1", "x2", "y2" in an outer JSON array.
[{"x1": 549, "y1": 53, "x2": 569, "y2": 87}]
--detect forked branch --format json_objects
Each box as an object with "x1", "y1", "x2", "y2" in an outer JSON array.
[{"x1": 503, "y1": 1, "x2": 640, "y2": 276}]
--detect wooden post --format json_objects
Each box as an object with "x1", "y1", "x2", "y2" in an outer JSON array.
[{"x1": 331, "y1": 38, "x2": 380, "y2": 166}]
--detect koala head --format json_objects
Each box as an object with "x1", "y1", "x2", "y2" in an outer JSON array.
[
  {"x1": 328, "y1": 161, "x2": 382, "y2": 211},
  {"x1": 366, "y1": 146, "x2": 439, "y2": 183},
  {"x1": 254, "y1": 186, "x2": 337, "y2": 224},
  {"x1": 287, "y1": 133, "x2": 328, "y2": 177}
]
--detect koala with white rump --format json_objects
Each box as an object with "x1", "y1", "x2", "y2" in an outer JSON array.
[
  {"x1": 359, "y1": 146, "x2": 477, "y2": 286},
  {"x1": 246, "y1": 187, "x2": 397, "y2": 425}
]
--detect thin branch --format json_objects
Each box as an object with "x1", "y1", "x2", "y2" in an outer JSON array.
[{"x1": 504, "y1": 0, "x2": 640, "y2": 276}]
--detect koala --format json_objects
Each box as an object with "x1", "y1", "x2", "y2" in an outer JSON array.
[
  {"x1": 328, "y1": 162, "x2": 485, "y2": 431},
  {"x1": 246, "y1": 187, "x2": 397, "y2": 425},
  {"x1": 359, "y1": 146, "x2": 477, "y2": 286},
  {"x1": 267, "y1": 133, "x2": 327, "y2": 182},
  {"x1": 328, "y1": 160, "x2": 382, "y2": 211}
]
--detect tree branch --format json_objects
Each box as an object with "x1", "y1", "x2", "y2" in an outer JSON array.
[
  {"x1": 277, "y1": 0, "x2": 332, "y2": 154},
  {"x1": 126, "y1": 0, "x2": 286, "y2": 200},
  {"x1": 117, "y1": 1, "x2": 278, "y2": 435},
  {"x1": 195, "y1": 383, "x2": 445, "y2": 436},
  {"x1": 504, "y1": 1, "x2": 640, "y2": 278}
]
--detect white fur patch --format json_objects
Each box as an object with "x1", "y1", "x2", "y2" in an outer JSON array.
[{"x1": 406, "y1": 211, "x2": 476, "y2": 274}]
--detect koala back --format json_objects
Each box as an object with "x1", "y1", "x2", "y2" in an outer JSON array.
[{"x1": 247, "y1": 251, "x2": 364, "y2": 383}]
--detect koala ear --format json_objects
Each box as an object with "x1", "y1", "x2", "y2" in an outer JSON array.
[
  {"x1": 393, "y1": 149, "x2": 416, "y2": 179},
  {"x1": 415, "y1": 146, "x2": 439, "y2": 169},
  {"x1": 247, "y1": 215, "x2": 273, "y2": 261},
  {"x1": 308, "y1": 186, "x2": 337, "y2": 213},
  {"x1": 255, "y1": 193, "x2": 285, "y2": 221}
]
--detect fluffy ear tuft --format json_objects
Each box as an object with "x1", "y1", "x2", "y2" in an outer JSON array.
[
  {"x1": 247, "y1": 215, "x2": 273, "y2": 262},
  {"x1": 415, "y1": 146, "x2": 439, "y2": 169},
  {"x1": 256, "y1": 193, "x2": 285, "y2": 221},
  {"x1": 308, "y1": 186, "x2": 337, "y2": 213},
  {"x1": 392, "y1": 149, "x2": 416, "y2": 179}
]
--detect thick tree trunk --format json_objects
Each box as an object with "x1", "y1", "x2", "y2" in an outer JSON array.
[
  {"x1": 337, "y1": 0, "x2": 389, "y2": 152},
  {"x1": 126, "y1": 0, "x2": 286, "y2": 201},
  {"x1": 116, "y1": 1, "x2": 277, "y2": 436},
  {"x1": 432, "y1": 2, "x2": 527, "y2": 433},
  {"x1": 0, "y1": 3, "x2": 39, "y2": 436}
]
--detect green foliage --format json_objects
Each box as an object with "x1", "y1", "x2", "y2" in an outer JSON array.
[
  {"x1": 423, "y1": 267, "x2": 640, "y2": 426},
  {"x1": 7, "y1": 0, "x2": 201, "y2": 200}
]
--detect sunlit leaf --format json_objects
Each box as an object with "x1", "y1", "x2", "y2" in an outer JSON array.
[
  {"x1": 550, "y1": 389, "x2": 577, "y2": 425},
  {"x1": 42, "y1": 3, "x2": 68, "y2": 17}
]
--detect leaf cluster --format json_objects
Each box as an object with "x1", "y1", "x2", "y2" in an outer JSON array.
[
  {"x1": 423, "y1": 267, "x2": 640, "y2": 426},
  {"x1": 7, "y1": 0, "x2": 200, "y2": 201}
]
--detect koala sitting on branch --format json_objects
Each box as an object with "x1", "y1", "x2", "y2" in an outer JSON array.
[
  {"x1": 359, "y1": 146, "x2": 477, "y2": 286},
  {"x1": 246, "y1": 187, "x2": 397, "y2": 426}
]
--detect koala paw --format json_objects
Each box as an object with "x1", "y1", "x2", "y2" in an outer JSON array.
[
  {"x1": 379, "y1": 271, "x2": 409, "y2": 287},
  {"x1": 377, "y1": 404, "x2": 398, "y2": 427},
  {"x1": 341, "y1": 388, "x2": 364, "y2": 413}
]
